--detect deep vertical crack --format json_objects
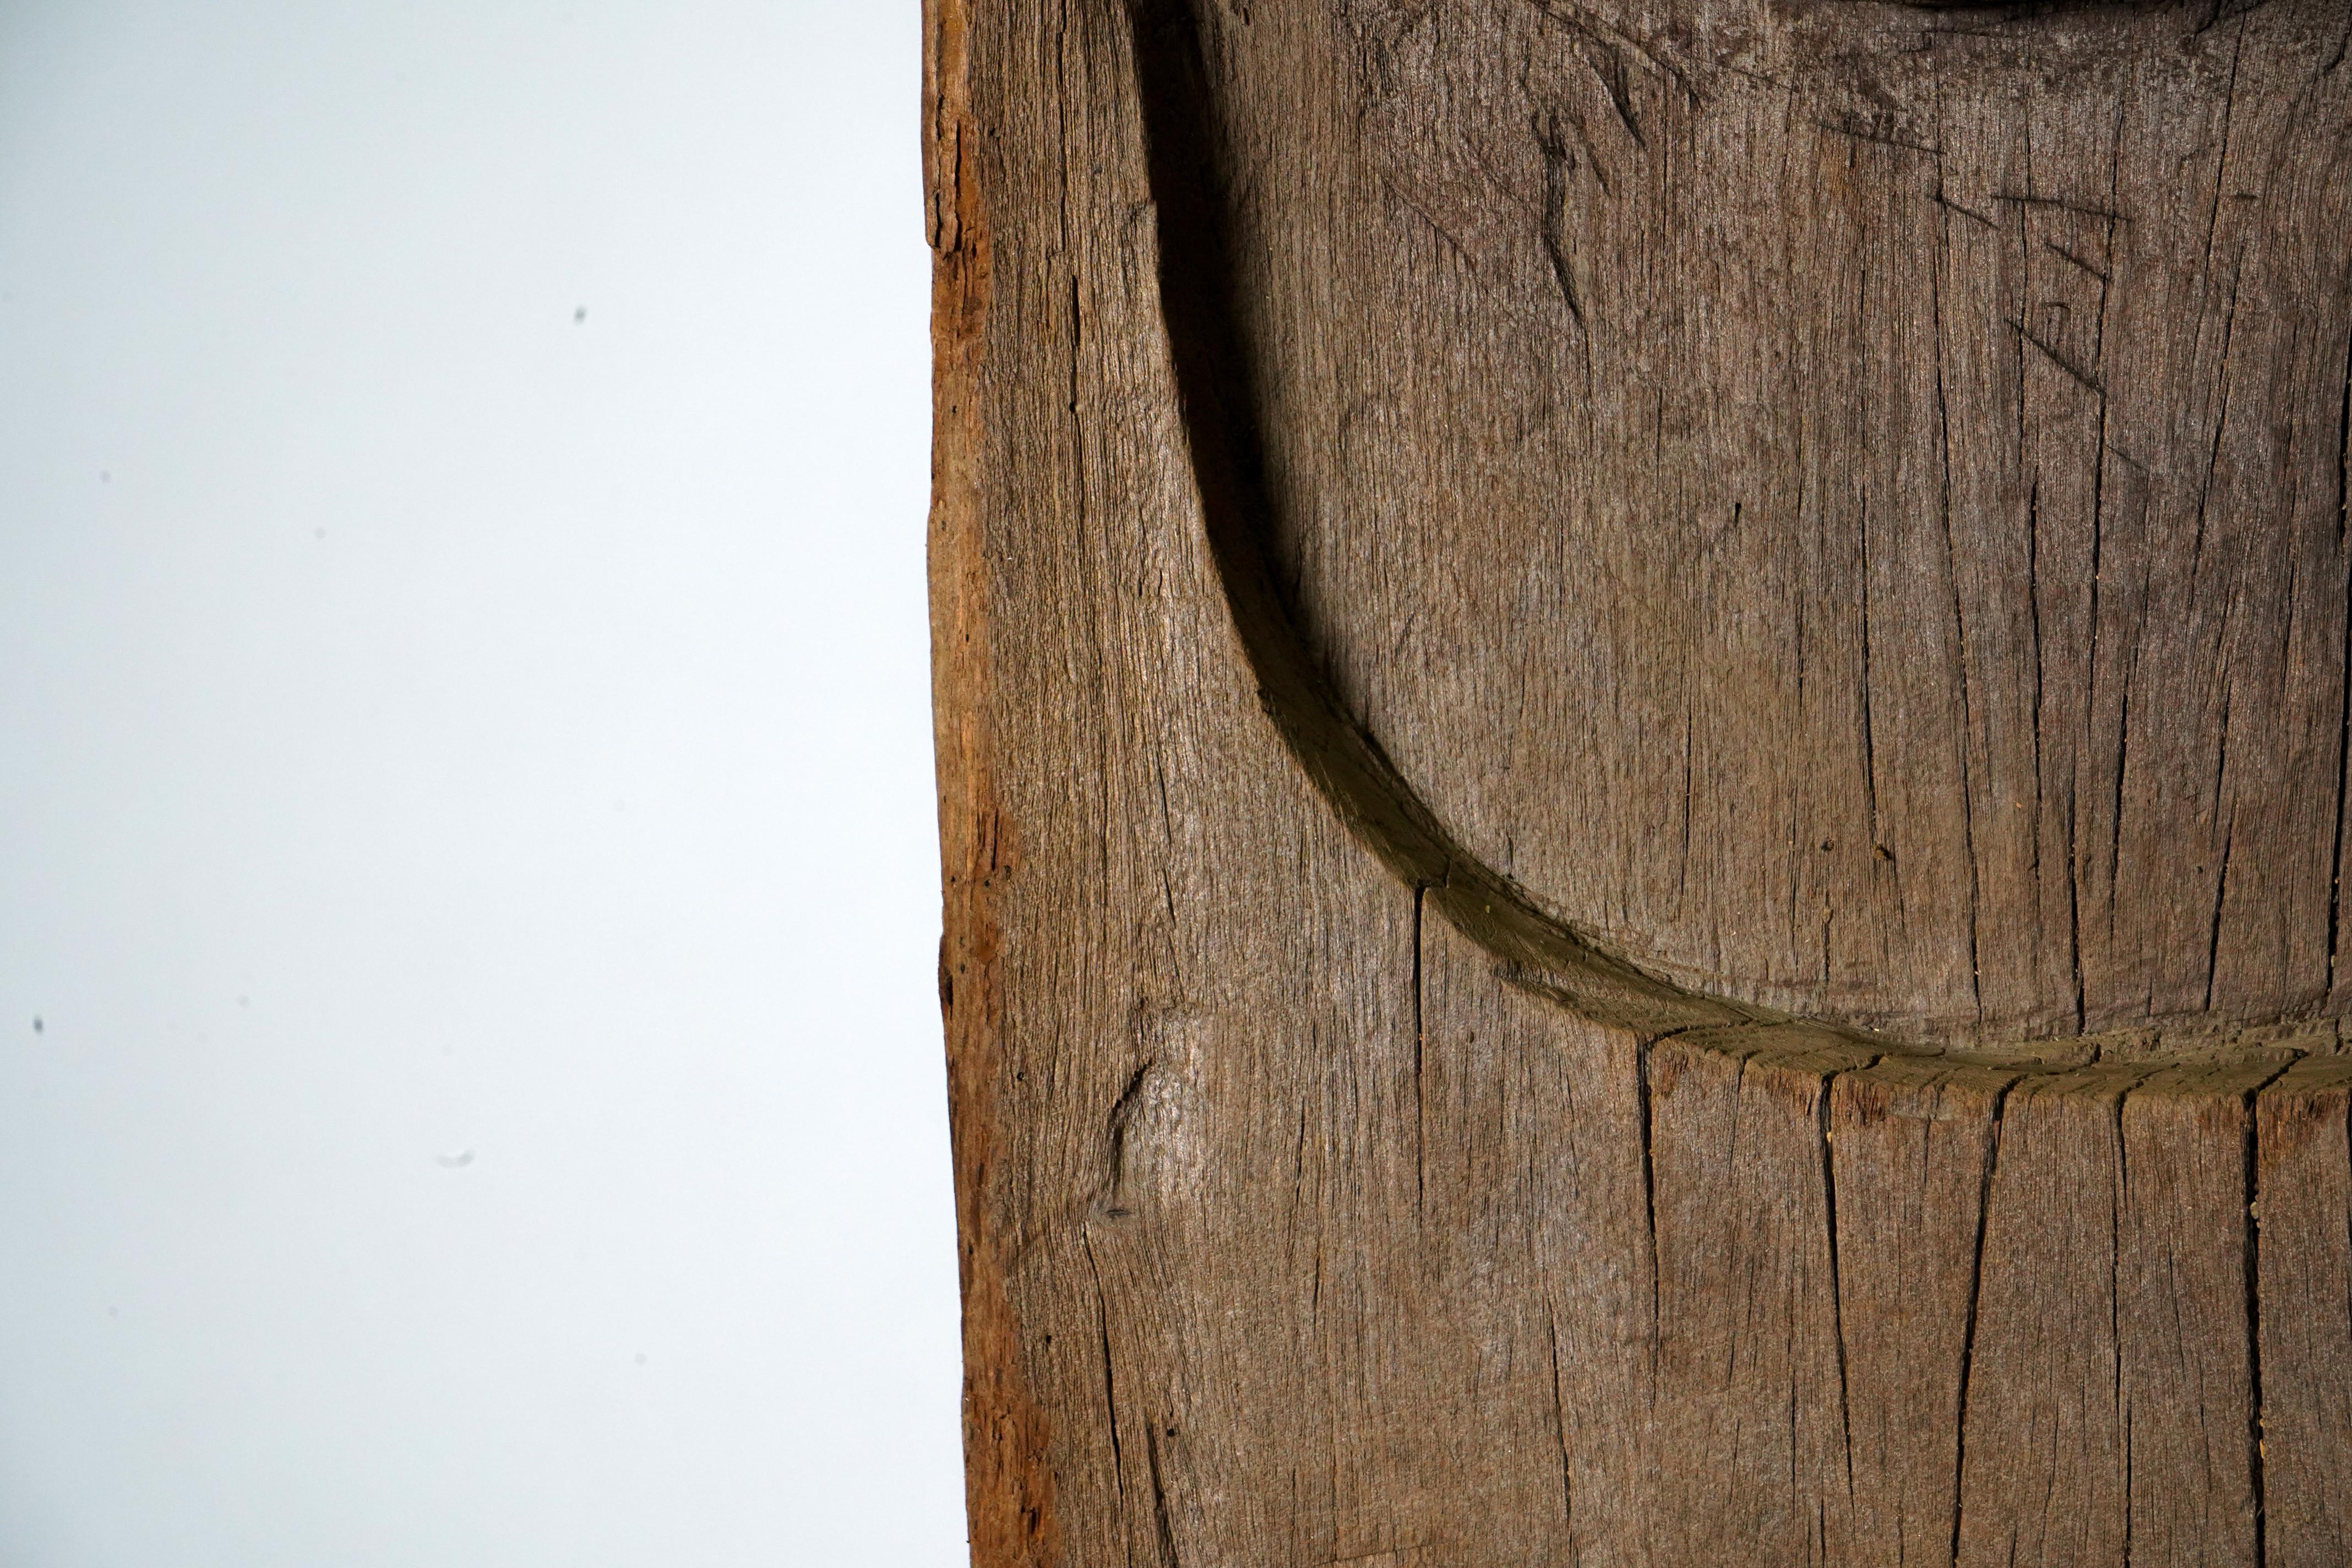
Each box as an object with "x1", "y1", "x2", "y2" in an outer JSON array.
[
  {"x1": 1636, "y1": 1033, "x2": 1663, "y2": 1371},
  {"x1": 1412, "y1": 881, "x2": 1428, "y2": 1208},
  {"x1": 2114, "y1": 1085, "x2": 2132, "y2": 1568},
  {"x1": 1084, "y1": 1232, "x2": 1126, "y2": 1498},
  {"x1": 2240, "y1": 1061, "x2": 2296, "y2": 1568},
  {"x1": 1819, "y1": 1070, "x2": 1860, "y2": 1512},
  {"x1": 1144, "y1": 1422, "x2": 1184, "y2": 1567},
  {"x1": 2330, "y1": 340, "x2": 2352, "y2": 996},
  {"x1": 1547, "y1": 1307, "x2": 1577, "y2": 1533},
  {"x1": 1950, "y1": 1075, "x2": 2015, "y2": 1567}
]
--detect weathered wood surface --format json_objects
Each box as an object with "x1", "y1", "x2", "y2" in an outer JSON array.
[
  {"x1": 929, "y1": 1, "x2": 2352, "y2": 1562},
  {"x1": 1208, "y1": 0, "x2": 2352, "y2": 1045}
]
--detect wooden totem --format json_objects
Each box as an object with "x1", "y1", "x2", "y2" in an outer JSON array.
[{"x1": 928, "y1": 0, "x2": 2352, "y2": 1561}]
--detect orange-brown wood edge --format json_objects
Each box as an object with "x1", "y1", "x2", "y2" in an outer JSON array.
[{"x1": 929, "y1": 2, "x2": 1059, "y2": 1562}]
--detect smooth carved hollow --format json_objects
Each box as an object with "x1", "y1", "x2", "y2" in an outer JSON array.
[{"x1": 1126, "y1": 0, "x2": 2352, "y2": 1074}]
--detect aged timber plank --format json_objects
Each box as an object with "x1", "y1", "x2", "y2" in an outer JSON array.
[{"x1": 930, "y1": 3, "x2": 2352, "y2": 1566}]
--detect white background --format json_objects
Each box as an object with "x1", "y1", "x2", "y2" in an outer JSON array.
[{"x1": 0, "y1": 3, "x2": 962, "y2": 1562}]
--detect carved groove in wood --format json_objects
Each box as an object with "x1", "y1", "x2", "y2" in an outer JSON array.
[{"x1": 931, "y1": 2, "x2": 2352, "y2": 1562}]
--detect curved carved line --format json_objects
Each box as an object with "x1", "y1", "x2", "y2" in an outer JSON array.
[
  {"x1": 1121, "y1": 0, "x2": 1772, "y2": 1040},
  {"x1": 1118, "y1": 0, "x2": 2322, "y2": 1074}
]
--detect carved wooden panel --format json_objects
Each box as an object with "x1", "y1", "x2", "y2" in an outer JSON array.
[{"x1": 929, "y1": 2, "x2": 2352, "y2": 1561}]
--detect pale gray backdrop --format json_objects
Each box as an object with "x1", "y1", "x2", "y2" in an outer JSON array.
[{"x1": 0, "y1": 3, "x2": 961, "y2": 1562}]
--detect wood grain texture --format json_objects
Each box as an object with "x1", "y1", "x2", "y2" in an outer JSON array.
[
  {"x1": 2256, "y1": 1056, "x2": 2352, "y2": 1568},
  {"x1": 1197, "y1": 0, "x2": 2352, "y2": 1043},
  {"x1": 1953, "y1": 1066, "x2": 2145, "y2": 1567},
  {"x1": 929, "y1": 1, "x2": 2352, "y2": 1562},
  {"x1": 1828, "y1": 1055, "x2": 2017, "y2": 1568}
]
